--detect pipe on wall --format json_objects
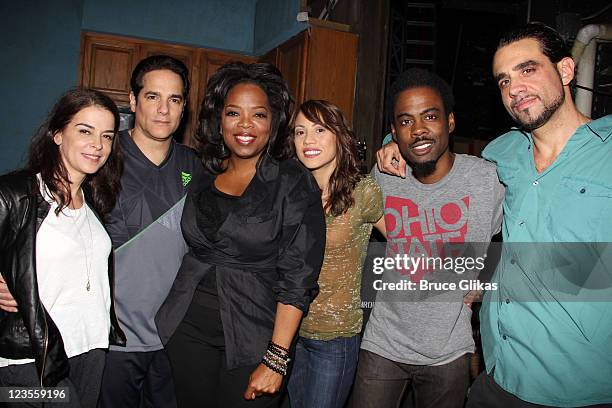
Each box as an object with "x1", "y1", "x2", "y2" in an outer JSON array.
[{"x1": 572, "y1": 24, "x2": 612, "y2": 117}]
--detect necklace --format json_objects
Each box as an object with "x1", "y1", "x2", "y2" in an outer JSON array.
[
  {"x1": 68, "y1": 202, "x2": 94, "y2": 292},
  {"x1": 83, "y1": 207, "x2": 93, "y2": 292}
]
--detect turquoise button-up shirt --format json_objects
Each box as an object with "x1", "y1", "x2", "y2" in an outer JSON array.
[{"x1": 480, "y1": 115, "x2": 612, "y2": 407}]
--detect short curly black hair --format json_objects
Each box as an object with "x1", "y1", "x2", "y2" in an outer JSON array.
[{"x1": 387, "y1": 68, "x2": 454, "y2": 125}]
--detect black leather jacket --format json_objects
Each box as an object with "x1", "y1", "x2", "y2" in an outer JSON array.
[{"x1": 0, "y1": 171, "x2": 125, "y2": 386}]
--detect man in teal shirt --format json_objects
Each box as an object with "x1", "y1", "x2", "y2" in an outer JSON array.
[
  {"x1": 466, "y1": 23, "x2": 612, "y2": 408},
  {"x1": 374, "y1": 23, "x2": 611, "y2": 407}
]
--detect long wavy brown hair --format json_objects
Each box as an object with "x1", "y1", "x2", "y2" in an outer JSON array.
[
  {"x1": 27, "y1": 88, "x2": 122, "y2": 217},
  {"x1": 290, "y1": 100, "x2": 361, "y2": 216}
]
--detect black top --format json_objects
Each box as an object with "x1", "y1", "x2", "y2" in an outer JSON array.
[
  {"x1": 156, "y1": 155, "x2": 326, "y2": 369},
  {"x1": 192, "y1": 185, "x2": 241, "y2": 309},
  {"x1": 104, "y1": 130, "x2": 203, "y2": 351},
  {"x1": 106, "y1": 130, "x2": 203, "y2": 248}
]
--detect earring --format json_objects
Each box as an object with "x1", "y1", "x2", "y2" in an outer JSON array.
[
  {"x1": 218, "y1": 132, "x2": 228, "y2": 156},
  {"x1": 266, "y1": 141, "x2": 272, "y2": 157},
  {"x1": 220, "y1": 144, "x2": 228, "y2": 156}
]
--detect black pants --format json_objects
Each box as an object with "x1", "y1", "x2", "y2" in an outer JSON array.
[
  {"x1": 98, "y1": 349, "x2": 177, "y2": 408},
  {"x1": 466, "y1": 371, "x2": 612, "y2": 408},
  {"x1": 0, "y1": 349, "x2": 105, "y2": 408},
  {"x1": 166, "y1": 299, "x2": 281, "y2": 408},
  {"x1": 351, "y1": 349, "x2": 470, "y2": 408}
]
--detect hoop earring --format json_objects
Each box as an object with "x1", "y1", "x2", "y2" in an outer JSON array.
[{"x1": 219, "y1": 132, "x2": 228, "y2": 156}]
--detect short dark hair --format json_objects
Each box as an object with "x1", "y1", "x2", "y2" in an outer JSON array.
[
  {"x1": 387, "y1": 68, "x2": 454, "y2": 124},
  {"x1": 27, "y1": 88, "x2": 123, "y2": 217},
  {"x1": 195, "y1": 61, "x2": 293, "y2": 174},
  {"x1": 130, "y1": 55, "x2": 190, "y2": 99},
  {"x1": 497, "y1": 22, "x2": 571, "y2": 64}
]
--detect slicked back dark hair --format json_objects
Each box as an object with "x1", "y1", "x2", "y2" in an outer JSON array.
[
  {"x1": 130, "y1": 55, "x2": 190, "y2": 99},
  {"x1": 27, "y1": 88, "x2": 123, "y2": 217},
  {"x1": 387, "y1": 68, "x2": 454, "y2": 125},
  {"x1": 195, "y1": 61, "x2": 293, "y2": 174},
  {"x1": 497, "y1": 22, "x2": 571, "y2": 65}
]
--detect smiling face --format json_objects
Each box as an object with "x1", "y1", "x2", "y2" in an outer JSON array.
[
  {"x1": 391, "y1": 86, "x2": 454, "y2": 180},
  {"x1": 129, "y1": 69, "x2": 185, "y2": 142},
  {"x1": 53, "y1": 105, "x2": 116, "y2": 183},
  {"x1": 221, "y1": 82, "x2": 272, "y2": 161},
  {"x1": 293, "y1": 112, "x2": 338, "y2": 174},
  {"x1": 493, "y1": 38, "x2": 568, "y2": 131}
]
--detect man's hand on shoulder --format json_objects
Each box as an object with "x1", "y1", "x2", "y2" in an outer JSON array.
[
  {"x1": 0, "y1": 275, "x2": 18, "y2": 312},
  {"x1": 376, "y1": 141, "x2": 406, "y2": 178},
  {"x1": 463, "y1": 290, "x2": 483, "y2": 309}
]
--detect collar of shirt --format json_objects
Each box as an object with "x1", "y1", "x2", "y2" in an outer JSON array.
[{"x1": 482, "y1": 114, "x2": 612, "y2": 243}]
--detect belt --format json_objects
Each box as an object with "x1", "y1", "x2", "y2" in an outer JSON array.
[{"x1": 191, "y1": 247, "x2": 277, "y2": 271}]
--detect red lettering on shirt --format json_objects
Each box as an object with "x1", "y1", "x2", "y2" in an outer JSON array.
[{"x1": 384, "y1": 196, "x2": 469, "y2": 281}]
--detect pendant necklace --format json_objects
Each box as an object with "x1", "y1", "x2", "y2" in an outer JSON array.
[{"x1": 69, "y1": 201, "x2": 93, "y2": 292}]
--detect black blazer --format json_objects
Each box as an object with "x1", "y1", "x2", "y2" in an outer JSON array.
[
  {"x1": 156, "y1": 156, "x2": 326, "y2": 369},
  {"x1": 0, "y1": 171, "x2": 125, "y2": 386}
]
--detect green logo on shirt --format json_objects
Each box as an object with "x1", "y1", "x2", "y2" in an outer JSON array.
[{"x1": 181, "y1": 171, "x2": 192, "y2": 187}]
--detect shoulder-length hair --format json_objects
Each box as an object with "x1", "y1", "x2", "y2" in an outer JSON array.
[
  {"x1": 194, "y1": 62, "x2": 293, "y2": 174},
  {"x1": 27, "y1": 88, "x2": 123, "y2": 217},
  {"x1": 290, "y1": 100, "x2": 361, "y2": 216}
]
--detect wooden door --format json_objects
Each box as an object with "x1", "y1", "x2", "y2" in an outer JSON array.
[
  {"x1": 79, "y1": 33, "x2": 139, "y2": 107},
  {"x1": 259, "y1": 48, "x2": 278, "y2": 66},
  {"x1": 304, "y1": 26, "x2": 358, "y2": 122},
  {"x1": 276, "y1": 32, "x2": 308, "y2": 106}
]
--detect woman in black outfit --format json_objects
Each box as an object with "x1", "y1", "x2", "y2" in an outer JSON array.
[{"x1": 156, "y1": 62, "x2": 326, "y2": 407}]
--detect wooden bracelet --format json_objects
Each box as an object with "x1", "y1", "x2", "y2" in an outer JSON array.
[{"x1": 269, "y1": 340, "x2": 290, "y2": 354}]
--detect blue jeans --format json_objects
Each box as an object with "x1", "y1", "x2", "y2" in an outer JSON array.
[{"x1": 287, "y1": 334, "x2": 360, "y2": 408}]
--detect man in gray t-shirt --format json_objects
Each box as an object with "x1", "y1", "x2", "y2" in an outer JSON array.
[{"x1": 352, "y1": 68, "x2": 504, "y2": 408}]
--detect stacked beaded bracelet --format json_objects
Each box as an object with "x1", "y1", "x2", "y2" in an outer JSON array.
[{"x1": 262, "y1": 341, "x2": 291, "y2": 376}]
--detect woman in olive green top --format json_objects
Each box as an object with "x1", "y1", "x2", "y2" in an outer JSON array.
[{"x1": 288, "y1": 100, "x2": 385, "y2": 408}]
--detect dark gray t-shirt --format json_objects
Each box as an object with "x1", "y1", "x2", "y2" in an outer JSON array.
[
  {"x1": 106, "y1": 131, "x2": 202, "y2": 352},
  {"x1": 362, "y1": 153, "x2": 504, "y2": 365}
]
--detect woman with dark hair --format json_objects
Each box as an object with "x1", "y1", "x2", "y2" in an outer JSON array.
[
  {"x1": 156, "y1": 62, "x2": 326, "y2": 407},
  {"x1": 0, "y1": 88, "x2": 125, "y2": 407},
  {"x1": 287, "y1": 100, "x2": 385, "y2": 408}
]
